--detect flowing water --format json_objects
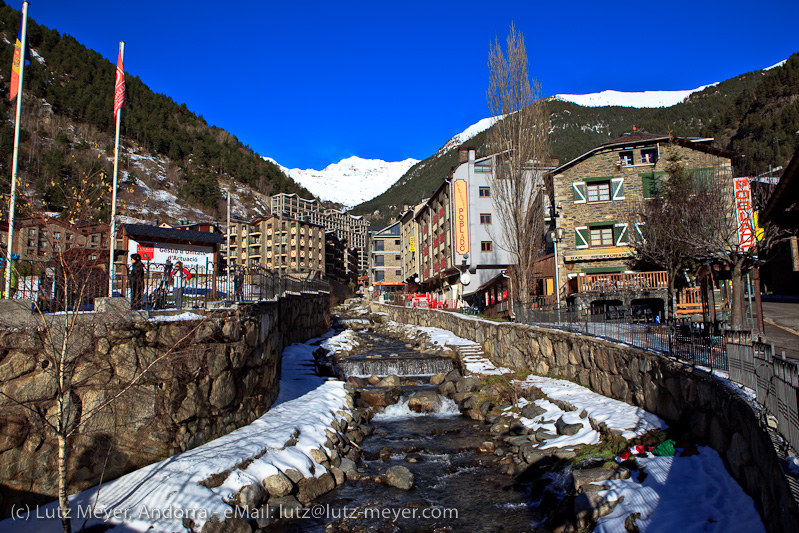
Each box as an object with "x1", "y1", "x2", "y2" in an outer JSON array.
[{"x1": 274, "y1": 326, "x2": 549, "y2": 532}]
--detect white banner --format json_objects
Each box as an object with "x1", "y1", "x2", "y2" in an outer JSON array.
[{"x1": 127, "y1": 239, "x2": 214, "y2": 270}]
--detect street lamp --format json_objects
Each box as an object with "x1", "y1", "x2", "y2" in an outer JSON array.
[
  {"x1": 550, "y1": 204, "x2": 563, "y2": 311},
  {"x1": 459, "y1": 253, "x2": 470, "y2": 309}
]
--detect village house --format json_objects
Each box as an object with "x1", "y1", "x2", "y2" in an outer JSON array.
[{"x1": 549, "y1": 132, "x2": 737, "y2": 315}]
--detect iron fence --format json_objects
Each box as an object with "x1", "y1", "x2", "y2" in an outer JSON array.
[
  {"x1": 1, "y1": 259, "x2": 329, "y2": 312},
  {"x1": 515, "y1": 301, "x2": 799, "y2": 455}
]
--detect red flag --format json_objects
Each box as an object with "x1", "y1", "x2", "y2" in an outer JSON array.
[
  {"x1": 113, "y1": 50, "x2": 126, "y2": 118},
  {"x1": 9, "y1": 20, "x2": 24, "y2": 101}
]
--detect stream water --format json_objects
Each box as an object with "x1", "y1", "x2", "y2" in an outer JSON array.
[{"x1": 274, "y1": 326, "x2": 550, "y2": 532}]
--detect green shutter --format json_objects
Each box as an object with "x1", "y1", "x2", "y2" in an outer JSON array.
[
  {"x1": 573, "y1": 182, "x2": 586, "y2": 203},
  {"x1": 575, "y1": 226, "x2": 589, "y2": 249},
  {"x1": 640, "y1": 172, "x2": 665, "y2": 198},
  {"x1": 611, "y1": 178, "x2": 625, "y2": 200},
  {"x1": 614, "y1": 223, "x2": 629, "y2": 245}
]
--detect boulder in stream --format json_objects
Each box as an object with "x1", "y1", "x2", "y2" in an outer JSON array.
[
  {"x1": 376, "y1": 374, "x2": 401, "y2": 387},
  {"x1": 358, "y1": 387, "x2": 402, "y2": 407},
  {"x1": 383, "y1": 465, "x2": 415, "y2": 490},
  {"x1": 408, "y1": 390, "x2": 441, "y2": 413}
]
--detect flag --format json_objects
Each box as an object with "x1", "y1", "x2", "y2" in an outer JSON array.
[
  {"x1": 113, "y1": 50, "x2": 126, "y2": 118},
  {"x1": 9, "y1": 17, "x2": 26, "y2": 101}
]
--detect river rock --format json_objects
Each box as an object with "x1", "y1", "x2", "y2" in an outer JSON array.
[
  {"x1": 297, "y1": 472, "x2": 336, "y2": 503},
  {"x1": 430, "y1": 372, "x2": 447, "y2": 385},
  {"x1": 201, "y1": 514, "x2": 251, "y2": 533},
  {"x1": 521, "y1": 403, "x2": 546, "y2": 419},
  {"x1": 456, "y1": 376, "x2": 478, "y2": 393},
  {"x1": 465, "y1": 408, "x2": 486, "y2": 421},
  {"x1": 255, "y1": 495, "x2": 303, "y2": 527},
  {"x1": 408, "y1": 390, "x2": 441, "y2": 413},
  {"x1": 348, "y1": 376, "x2": 367, "y2": 387},
  {"x1": 367, "y1": 375, "x2": 381, "y2": 385},
  {"x1": 284, "y1": 468, "x2": 304, "y2": 485},
  {"x1": 263, "y1": 471, "x2": 294, "y2": 497},
  {"x1": 572, "y1": 467, "x2": 631, "y2": 491},
  {"x1": 478, "y1": 441, "x2": 496, "y2": 453},
  {"x1": 331, "y1": 466, "x2": 345, "y2": 486},
  {"x1": 535, "y1": 428, "x2": 556, "y2": 442},
  {"x1": 445, "y1": 369, "x2": 463, "y2": 382},
  {"x1": 376, "y1": 375, "x2": 401, "y2": 388},
  {"x1": 384, "y1": 465, "x2": 414, "y2": 490},
  {"x1": 555, "y1": 417, "x2": 583, "y2": 436},
  {"x1": 574, "y1": 491, "x2": 622, "y2": 529},
  {"x1": 358, "y1": 387, "x2": 401, "y2": 407},
  {"x1": 438, "y1": 380, "x2": 456, "y2": 398}
]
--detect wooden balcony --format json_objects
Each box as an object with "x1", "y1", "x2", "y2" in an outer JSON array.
[{"x1": 576, "y1": 271, "x2": 668, "y2": 293}]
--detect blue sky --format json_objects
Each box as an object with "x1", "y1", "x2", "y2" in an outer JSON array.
[{"x1": 9, "y1": 0, "x2": 799, "y2": 170}]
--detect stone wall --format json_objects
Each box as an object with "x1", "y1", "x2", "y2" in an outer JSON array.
[
  {"x1": 373, "y1": 303, "x2": 799, "y2": 533},
  {"x1": 0, "y1": 294, "x2": 329, "y2": 517}
]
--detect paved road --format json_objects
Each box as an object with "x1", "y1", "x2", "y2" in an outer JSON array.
[{"x1": 761, "y1": 302, "x2": 799, "y2": 360}]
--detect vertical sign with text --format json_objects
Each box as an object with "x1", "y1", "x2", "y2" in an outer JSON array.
[
  {"x1": 733, "y1": 178, "x2": 755, "y2": 252},
  {"x1": 454, "y1": 179, "x2": 469, "y2": 255}
]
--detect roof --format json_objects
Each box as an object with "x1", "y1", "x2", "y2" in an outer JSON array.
[
  {"x1": 761, "y1": 145, "x2": 799, "y2": 230},
  {"x1": 551, "y1": 133, "x2": 739, "y2": 175},
  {"x1": 122, "y1": 224, "x2": 224, "y2": 244}
]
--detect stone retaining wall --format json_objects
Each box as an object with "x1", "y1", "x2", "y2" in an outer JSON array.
[
  {"x1": 0, "y1": 294, "x2": 329, "y2": 517},
  {"x1": 373, "y1": 302, "x2": 799, "y2": 533}
]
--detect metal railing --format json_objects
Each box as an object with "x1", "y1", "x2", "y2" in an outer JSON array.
[
  {"x1": 514, "y1": 301, "x2": 799, "y2": 454},
  {"x1": 2, "y1": 260, "x2": 329, "y2": 312}
]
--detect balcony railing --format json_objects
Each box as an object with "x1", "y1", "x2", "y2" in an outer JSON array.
[{"x1": 576, "y1": 271, "x2": 668, "y2": 293}]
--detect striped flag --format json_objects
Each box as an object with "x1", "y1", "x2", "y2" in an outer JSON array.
[
  {"x1": 9, "y1": 18, "x2": 25, "y2": 101},
  {"x1": 113, "y1": 50, "x2": 126, "y2": 117}
]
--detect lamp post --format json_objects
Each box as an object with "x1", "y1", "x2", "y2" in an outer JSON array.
[
  {"x1": 550, "y1": 204, "x2": 563, "y2": 311},
  {"x1": 458, "y1": 253, "x2": 469, "y2": 310}
]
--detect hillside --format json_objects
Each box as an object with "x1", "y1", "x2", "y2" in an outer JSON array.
[
  {"x1": 351, "y1": 62, "x2": 781, "y2": 226},
  {"x1": 0, "y1": 2, "x2": 311, "y2": 225}
]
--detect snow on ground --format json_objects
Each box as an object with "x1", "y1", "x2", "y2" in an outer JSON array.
[
  {"x1": 319, "y1": 329, "x2": 360, "y2": 354},
  {"x1": 595, "y1": 448, "x2": 765, "y2": 533},
  {"x1": 461, "y1": 354, "x2": 512, "y2": 375},
  {"x1": 518, "y1": 375, "x2": 665, "y2": 442},
  {"x1": 0, "y1": 332, "x2": 350, "y2": 533}
]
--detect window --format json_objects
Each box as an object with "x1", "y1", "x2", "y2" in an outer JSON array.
[
  {"x1": 480, "y1": 213, "x2": 492, "y2": 224},
  {"x1": 373, "y1": 239, "x2": 384, "y2": 251},
  {"x1": 587, "y1": 182, "x2": 611, "y2": 202},
  {"x1": 479, "y1": 187, "x2": 490, "y2": 198},
  {"x1": 475, "y1": 160, "x2": 492, "y2": 172},
  {"x1": 374, "y1": 271, "x2": 385, "y2": 282},
  {"x1": 481, "y1": 241, "x2": 493, "y2": 252},
  {"x1": 395, "y1": 240, "x2": 400, "y2": 245},
  {"x1": 54, "y1": 232, "x2": 61, "y2": 240},
  {"x1": 641, "y1": 148, "x2": 657, "y2": 165},
  {"x1": 374, "y1": 255, "x2": 384, "y2": 266},
  {"x1": 589, "y1": 226, "x2": 614, "y2": 247},
  {"x1": 619, "y1": 151, "x2": 633, "y2": 166},
  {"x1": 395, "y1": 270, "x2": 402, "y2": 276},
  {"x1": 395, "y1": 254, "x2": 401, "y2": 260},
  {"x1": 28, "y1": 229, "x2": 35, "y2": 236}
]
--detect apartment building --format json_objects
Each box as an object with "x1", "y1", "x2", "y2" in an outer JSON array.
[
  {"x1": 369, "y1": 222, "x2": 403, "y2": 290},
  {"x1": 225, "y1": 215, "x2": 325, "y2": 274},
  {"x1": 0, "y1": 218, "x2": 109, "y2": 262}
]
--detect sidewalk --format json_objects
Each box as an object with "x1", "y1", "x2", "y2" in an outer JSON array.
[{"x1": 761, "y1": 301, "x2": 799, "y2": 360}]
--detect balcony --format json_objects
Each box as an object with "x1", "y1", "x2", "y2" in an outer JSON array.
[{"x1": 575, "y1": 271, "x2": 667, "y2": 293}]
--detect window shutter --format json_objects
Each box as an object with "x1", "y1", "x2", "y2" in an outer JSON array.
[
  {"x1": 634, "y1": 222, "x2": 646, "y2": 243},
  {"x1": 572, "y1": 182, "x2": 586, "y2": 204},
  {"x1": 611, "y1": 178, "x2": 625, "y2": 200},
  {"x1": 614, "y1": 223, "x2": 629, "y2": 246},
  {"x1": 575, "y1": 226, "x2": 589, "y2": 249}
]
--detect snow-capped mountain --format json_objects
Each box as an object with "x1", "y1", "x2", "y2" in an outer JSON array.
[
  {"x1": 553, "y1": 84, "x2": 716, "y2": 108},
  {"x1": 267, "y1": 156, "x2": 418, "y2": 208}
]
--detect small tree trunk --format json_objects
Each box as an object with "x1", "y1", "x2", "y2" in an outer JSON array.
[
  {"x1": 730, "y1": 262, "x2": 745, "y2": 331},
  {"x1": 57, "y1": 432, "x2": 72, "y2": 533},
  {"x1": 667, "y1": 271, "x2": 676, "y2": 321}
]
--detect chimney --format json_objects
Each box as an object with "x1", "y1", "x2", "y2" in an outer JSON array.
[
  {"x1": 458, "y1": 146, "x2": 469, "y2": 164},
  {"x1": 153, "y1": 218, "x2": 159, "y2": 227}
]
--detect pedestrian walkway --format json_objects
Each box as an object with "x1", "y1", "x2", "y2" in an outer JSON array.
[{"x1": 762, "y1": 301, "x2": 799, "y2": 360}]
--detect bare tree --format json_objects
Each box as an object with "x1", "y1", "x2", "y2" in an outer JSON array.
[
  {"x1": 0, "y1": 169, "x2": 208, "y2": 533},
  {"x1": 486, "y1": 23, "x2": 552, "y2": 303},
  {"x1": 626, "y1": 151, "x2": 700, "y2": 319}
]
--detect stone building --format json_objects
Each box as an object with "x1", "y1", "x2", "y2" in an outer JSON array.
[
  {"x1": 225, "y1": 215, "x2": 325, "y2": 274},
  {"x1": 549, "y1": 132, "x2": 736, "y2": 313}
]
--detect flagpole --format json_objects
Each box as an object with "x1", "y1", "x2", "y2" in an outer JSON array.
[
  {"x1": 5, "y1": 1, "x2": 29, "y2": 299},
  {"x1": 108, "y1": 41, "x2": 125, "y2": 297}
]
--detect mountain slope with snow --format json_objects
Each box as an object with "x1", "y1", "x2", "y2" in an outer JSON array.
[
  {"x1": 268, "y1": 156, "x2": 418, "y2": 208},
  {"x1": 553, "y1": 84, "x2": 716, "y2": 108}
]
